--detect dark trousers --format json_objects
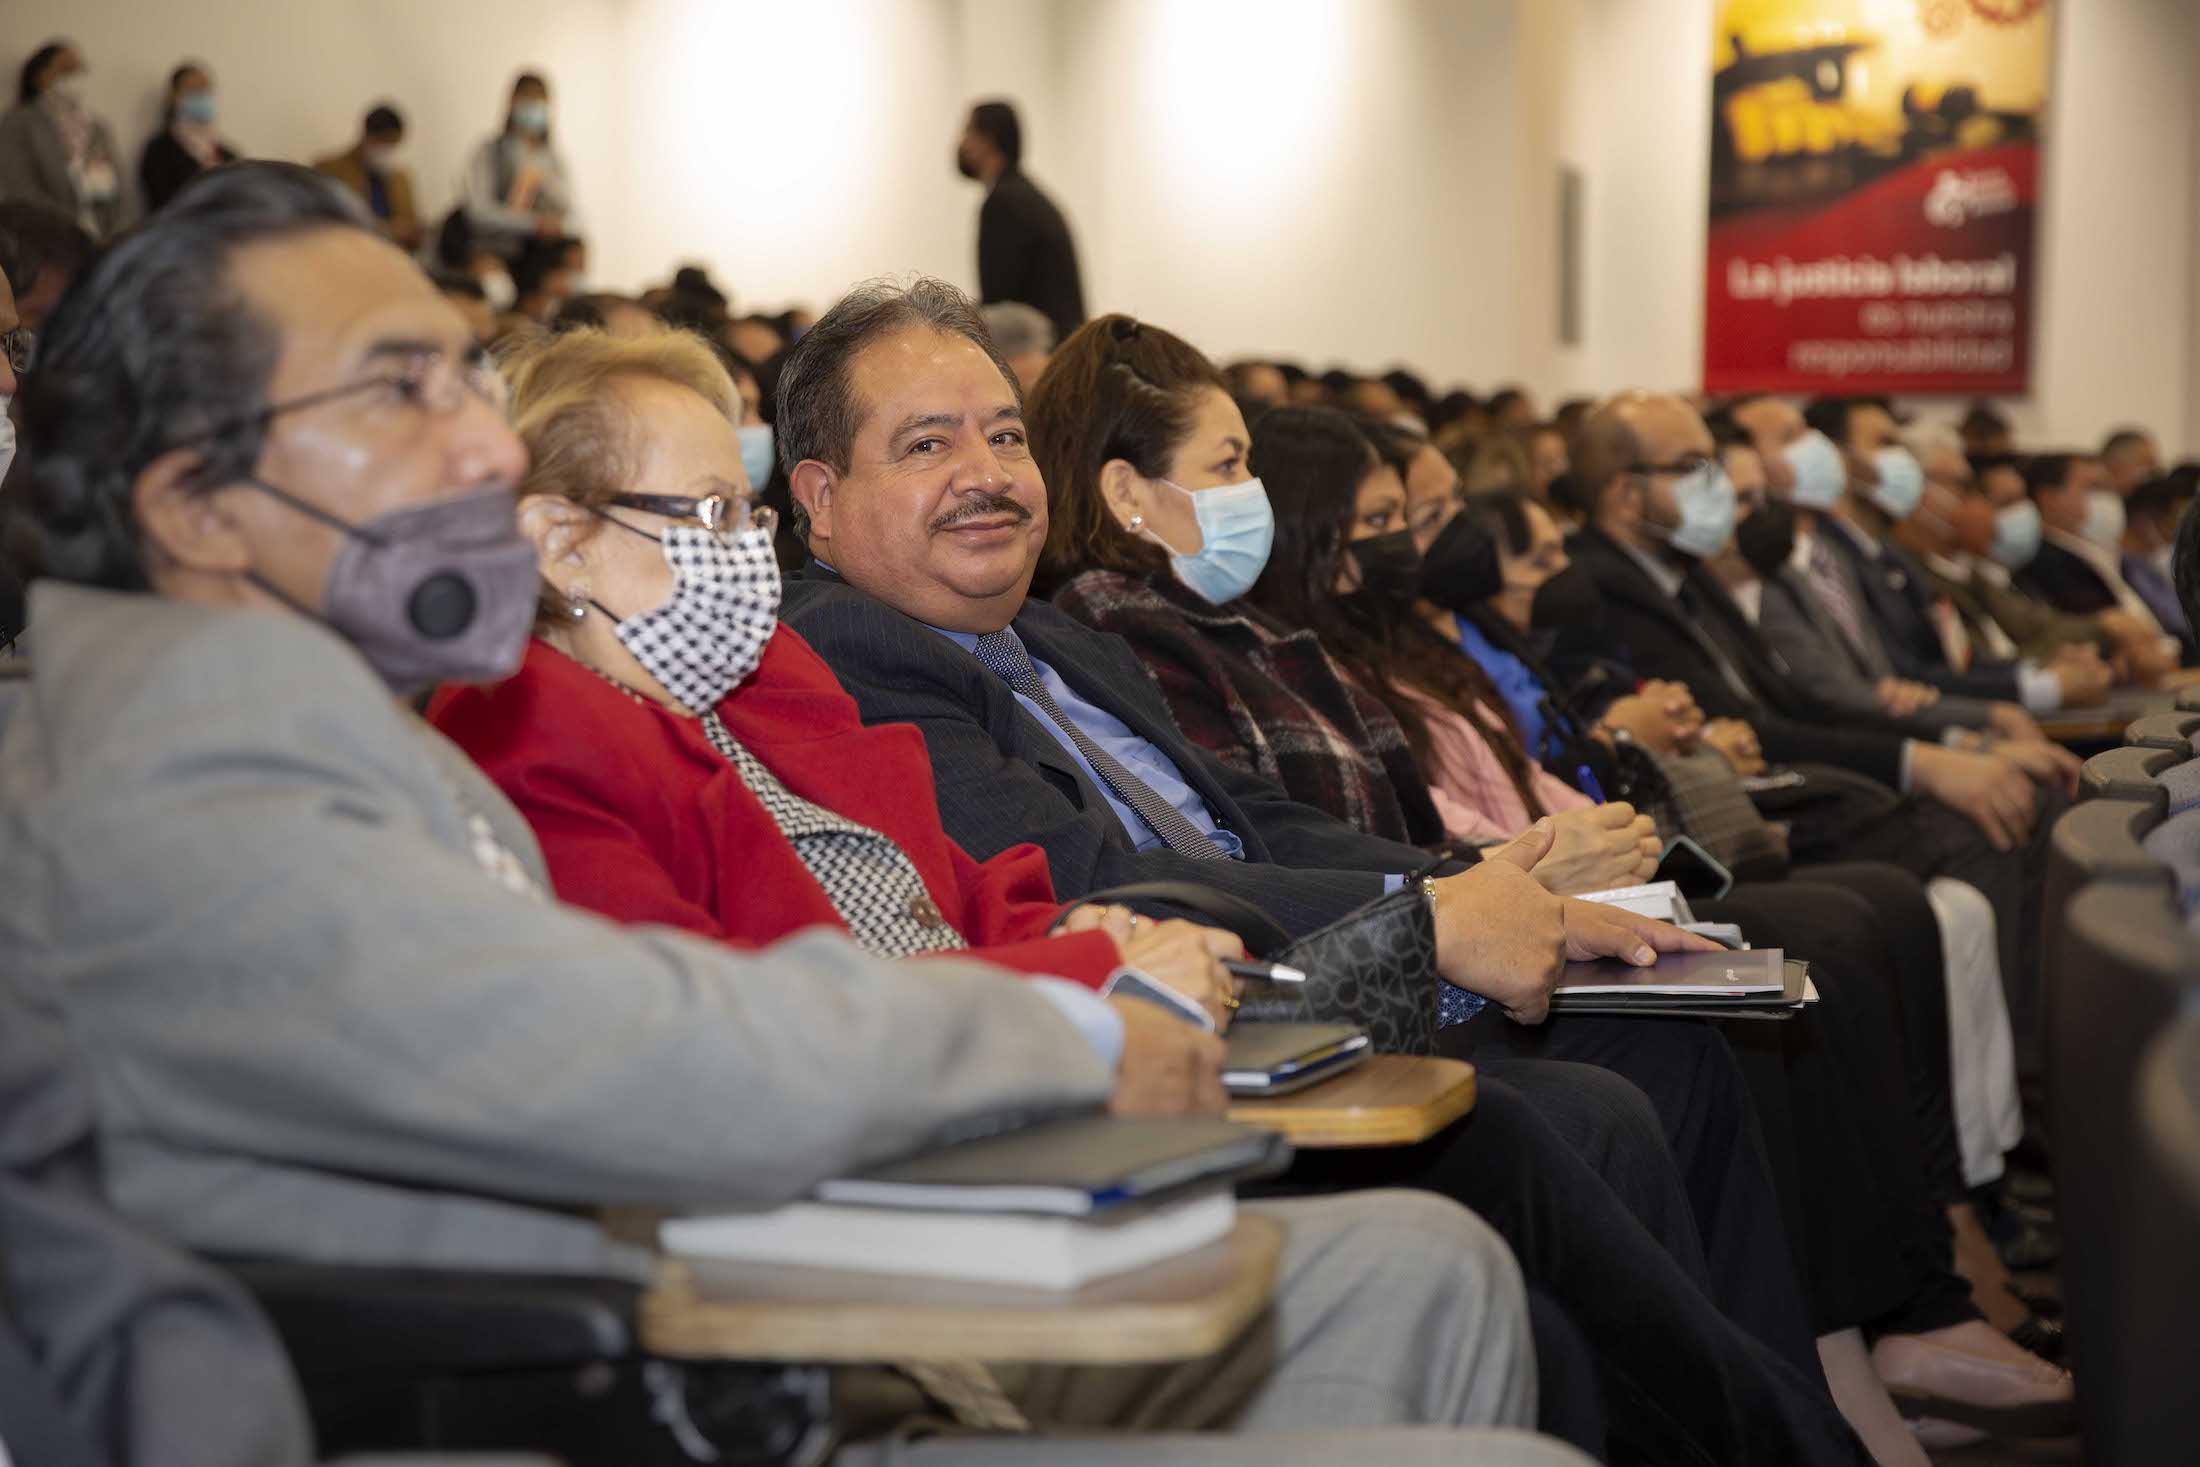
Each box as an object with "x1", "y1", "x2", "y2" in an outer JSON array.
[
  {"x1": 1778, "y1": 862, "x2": 1965, "y2": 1202},
  {"x1": 1275, "y1": 1072, "x2": 1868, "y2": 1467},
  {"x1": 1784, "y1": 783, "x2": 2059, "y2": 1079},
  {"x1": 1698, "y1": 886, "x2": 1978, "y2": 1339},
  {"x1": 1442, "y1": 1014, "x2": 1816, "y2": 1365}
]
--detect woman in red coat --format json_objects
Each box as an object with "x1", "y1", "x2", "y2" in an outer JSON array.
[{"x1": 429, "y1": 325, "x2": 1241, "y2": 1031}]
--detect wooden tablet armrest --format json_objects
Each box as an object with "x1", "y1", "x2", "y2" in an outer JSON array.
[
  {"x1": 1226, "y1": 1054, "x2": 1476, "y2": 1148},
  {"x1": 640, "y1": 1214, "x2": 1282, "y2": 1365}
]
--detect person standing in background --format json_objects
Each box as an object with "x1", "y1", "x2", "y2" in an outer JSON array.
[
  {"x1": 461, "y1": 72, "x2": 577, "y2": 267},
  {"x1": 138, "y1": 62, "x2": 237, "y2": 212},
  {"x1": 957, "y1": 100, "x2": 1084, "y2": 344},
  {"x1": 0, "y1": 41, "x2": 126, "y2": 241},
  {"x1": 314, "y1": 104, "x2": 420, "y2": 250}
]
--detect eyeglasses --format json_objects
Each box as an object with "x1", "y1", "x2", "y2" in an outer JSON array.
[
  {"x1": 168, "y1": 346, "x2": 506, "y2": 452},
  {"x1": 605, "y1": 490, "x2": 775, "y2": 536},
  {"x1": 1, "y1": 327, "x2": 33, "y2": 375},
  {"x1": 1629, "y1": 454, "x2": 1716, "y2": 478}
]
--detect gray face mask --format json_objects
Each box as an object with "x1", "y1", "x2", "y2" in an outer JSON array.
[{"x1": 246, "y1": 481, "x2": 540, "y2": 693}]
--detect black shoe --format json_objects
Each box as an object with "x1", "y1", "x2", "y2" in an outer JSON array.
[
  {"x1": 2007, "y1": 1314, "x2": 2066, "y2": 1366},
  {"x1": 1992, "y1": 1212, "x2": 2061, "y2": 1272}
]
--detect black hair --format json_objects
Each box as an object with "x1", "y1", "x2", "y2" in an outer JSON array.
[
  {"x1": 1274, "y1": 361, "x2": 1308, "y2": 386},
  {"x1": 18, "y1": 42, "x2": 69, "y2": 105},
  {"x1": 2177, "y1": 474, "x2": 2200, "y2": 641},
  {"x1": 1459, "y1": 484, "x2": 1539, "y2": 557},
  {"x1": 1802, "y1": 396, "x2": 1856, "y2": 444},
  {"x1": 2022, "y1": 452, "x2": 2080, "y2": 499},
  {"x1": 0, "y1": 200, "x2": 95, "y2": 299},
  {"x1": 6, "y1": 163, "x2": 369, "y2": 589},
  {"x1": 1381, "y1": 368, "x2": 1432, "y2": 412},
  {"x1": 430, "y1": 268, "x2": 485, "y2": 301},
  {"x1": 505, "y1": 71, "x2": 551, "y2": 139},
  {"x1": 1244, "y1": 406, "x2": 1544, "y2": 816},
  {"x1": 1486, "y1": 386, "x2": 1528, "y2": 418},
  {"x1": 1318, "y1": 367, "x2": 1357, "y2": 400},
  {"x1": 1960, "y1": 399, "x2": 2011, "y2": 439},
  {"x1": 1427, "y1": 389, "x2": 1478, "y2": 432},
  {"x1": 365, "y1": 103, "x2": 404, "y2": 137},
  {"x1": 968, "y1": 100, "x2": 1022, "y2": 169},
  {"x1": 164, "y1": 61, "x2": 211, "y2": 125},
  {"x1": 775, "y1": 275, "x2": 1016, "y2": 483},
  {"x1": 2127, "y1": 474, "x2": 2193, "y2": 523}
]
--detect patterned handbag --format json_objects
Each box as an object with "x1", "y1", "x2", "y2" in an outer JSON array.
[{"x1": 1061, "y1": 880, "x2": 1442, "y2": 1055}]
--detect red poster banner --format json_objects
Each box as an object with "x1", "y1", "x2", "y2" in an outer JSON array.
[{"x1": 1702, "y1": 0, "x2": 2053, "y2": 396}]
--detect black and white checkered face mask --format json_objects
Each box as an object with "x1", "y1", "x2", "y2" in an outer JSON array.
[{"x1": 605, "y1": 523, "x2": 782, "y2": 712}]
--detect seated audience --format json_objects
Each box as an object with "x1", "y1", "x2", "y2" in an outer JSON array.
[
  {"x1": 2100, "y1": 425, "x2": 2161, "y2": 501},
  {"x1": 0, "y1": 199, "x2": 93, "y2": 335},
  {"x1": 2118, "y1": 472, "x2": 2195, "y2": 652},
  {"x1": 432, "y1": 323, "x2": 1871, "y2": 1465},
  {"x1": 1561, "y1": 394, "x2": 2058, "y2": 1080},
  {"x1": 1254, "y1": 409, "x2": 2053, "y2": 1380},
  {"x1": 1224, "y1": 359, "x2": 1291, "y2": 408},
  {"x1": 1884, "y1": 427, "x2": 2115, "y2": 711},
  {"x1": 138, "y1": 62, "x2": 236, "y2": 213},
  {"x1": 548, "y1": 290, "x2": 658, "y2": 337},
  {"x1": 2018, "y1": 451, "x2": 2179, "y2": 651},
  {"x1": 313, "y1": 103, "x2": 421, "y2": 250},
  {"x1": 1797, "y1": 398, "x2": 2075, "y2": 744},
  {"x1": 1915, "y1": 450, "x2": 2165, "y2": 681},
  {"x1": 462, "y1": 71, "x2": 578, "y2": 265},
  {"x1": 0, "y1": 160, "x2": 1578, "y2": 1467},
  {"x1": 0, "y1": 40, "x2": 126, "y2": 240},
  {"x1": 779, "y1": 285, "x2": 2072, "y2": 1457}
]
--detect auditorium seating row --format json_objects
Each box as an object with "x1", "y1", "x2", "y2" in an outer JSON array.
[{"x1": 2053, "y1": 691, "x2": 2200, "y2": 1466}]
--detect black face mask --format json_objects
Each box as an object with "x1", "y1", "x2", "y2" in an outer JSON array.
[
  {"x1": 1528, "y1": 563, "x2": 1605, "y2": 634},
  {"x1": 1736, "y1": 500, "x2": 1798, "y2": 579},
  {"x1": 1418, "y1": 512, "x2": 1502, "y2": 614},
  {"x1": 1344, "y1": 529, "x2": 1424, "y2": 617}
]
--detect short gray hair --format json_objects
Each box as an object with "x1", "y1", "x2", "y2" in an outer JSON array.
[
  {"x1": 775, "y1": 275, "x2": 1019, "y2": 480},
  {"x1": 980, "y1": 300, "x2": 1055, "y2": 357}
]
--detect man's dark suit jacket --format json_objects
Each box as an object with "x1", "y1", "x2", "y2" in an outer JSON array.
[
  {"x1": 779, "y1": 568, "x2": 1446, "y2": 936},
  {"x1": 1559, "y1": 526, "x2": 1913, "y2": 788},
  {"x1": 2017, "y1": 539, "x2": 2120, "y2": 617},
  {"x1": 978, "y1": 168, "x2": 1086, "y2": 344},
  {"x1": 1816, "y1": 521, "x2": 2020, "y2": 703}
]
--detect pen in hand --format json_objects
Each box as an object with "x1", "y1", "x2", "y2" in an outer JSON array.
[{"x1": 1225, "y1": 957, "x2": 1308, "y2": 985}]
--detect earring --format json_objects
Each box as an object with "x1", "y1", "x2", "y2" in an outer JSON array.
[
  {"x1": 566, "y1": 587, "x2": 589, "y2": 621},
  {"x1": 1128, "y1": 514, "x2": 1145, "y2": 532}
]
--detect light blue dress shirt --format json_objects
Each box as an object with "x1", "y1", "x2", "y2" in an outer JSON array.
[
  {"x1": 934, "y1": 626, "x2": 1246, "y2": 859},
  {"x1": 1028, "y1": 976, "x2": 1125, "y2": 1066}
]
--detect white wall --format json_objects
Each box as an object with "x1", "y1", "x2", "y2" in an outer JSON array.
[
  {"x1": 1047, "y1": 0, "x2": 1521, "y2": 385},
  {"x1": 4, "y1": 0, "x2": 629, "y2": 261}
]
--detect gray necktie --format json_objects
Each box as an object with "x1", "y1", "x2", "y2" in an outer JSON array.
[{"x1": 972, "y1": 631, "x2": 1228, "y2": 859}]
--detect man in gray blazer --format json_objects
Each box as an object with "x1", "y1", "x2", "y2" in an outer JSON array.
[{"x1": 0, "y1": 163, "x2": 1566, "y2": 1464}]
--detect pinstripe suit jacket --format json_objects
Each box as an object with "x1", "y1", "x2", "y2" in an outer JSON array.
[{"x1": 780, "y1": 567, "x2": 1453, "y2": 936}]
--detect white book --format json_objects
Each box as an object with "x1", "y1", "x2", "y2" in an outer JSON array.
[
  {"x1": 1574, "y1": 880, "x2": 1695, "y2": 923},
  {"x1": 659, "y1": 1188, "x2": 1236, "y2": 1290}
]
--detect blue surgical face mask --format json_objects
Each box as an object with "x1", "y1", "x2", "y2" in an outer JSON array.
[
  {"x1": 177, "y1": 91, "x2": 217, "y2": 125},
  {"x1": 1991, "y1": 499, "x2": 2042, "y2": 569},
  {"x1": 1659, "y1": 460, "x2": 1738, "y2": 560},
  {"x1": 1784, "y1": 429, "x2": 1847, "y2": 511},
  {"x1": 1869, "y1": 445, "x2": 1925, "y2": 521},
  {"x1": 738, "y1": 422, "x2": 776, "y2": 489},
  {"x1": 2082, "y1": 489, "x2": 2127, "y2": 552},
  {"x1": 512, "y1": 100, "x2": 550, "y2": 135},
  {"x1": 1142, "y1": 476, "x2": 1275, "y2": 605}
]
